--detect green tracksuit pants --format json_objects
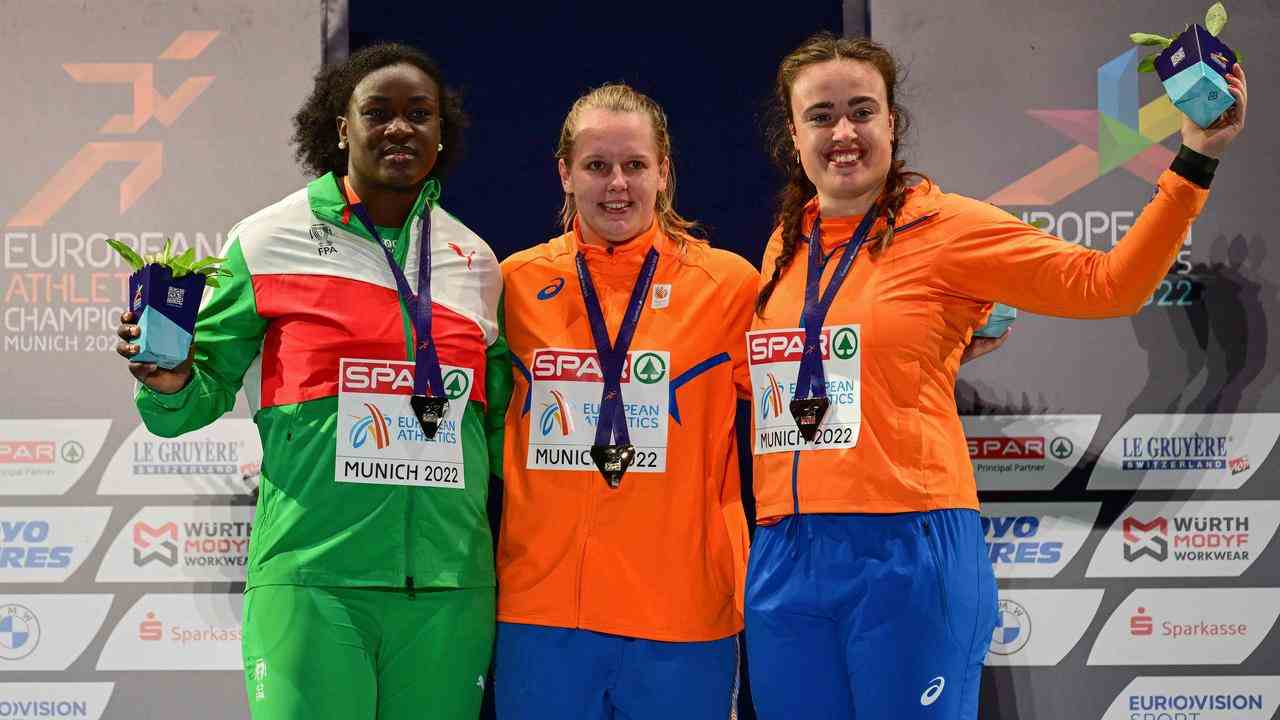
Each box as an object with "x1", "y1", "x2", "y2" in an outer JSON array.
[{"x1": 242, "y1": 585, "x2": 494, "y2": 720}]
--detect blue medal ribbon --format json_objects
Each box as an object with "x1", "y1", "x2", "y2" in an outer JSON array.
[
  {"x1": 575, "y1": 247, "x2": 660, "y2": 451},
  {"x1": 793, "y1": 205, "x2": 880, "y2": 402},
  {"x1": 342, "y1": 179, "x2": 446, "y2": 403}
]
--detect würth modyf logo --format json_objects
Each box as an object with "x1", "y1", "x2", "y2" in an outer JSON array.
[
  {"x1": 7, "y1": 31, "x2": 219, "y2": 227},
  {"x1": 132, "y1": 521, "x2": 179, "y2": 566},
  {"x1": 1123, "y1": 517, "x2": 1168, "y2": 561}
]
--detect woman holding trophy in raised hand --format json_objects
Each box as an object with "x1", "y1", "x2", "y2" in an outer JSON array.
[{"x1": 744, "y1": 32, "x2": 1246, "y2": 720}]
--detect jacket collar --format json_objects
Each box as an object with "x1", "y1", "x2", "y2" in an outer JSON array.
[{"x1": 307, "y1": 172, "x2": 441, "y2": 241}]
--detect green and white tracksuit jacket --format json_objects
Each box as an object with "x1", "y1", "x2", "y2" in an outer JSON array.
[{"x1": 135, "y1": 173, "x2": 511, "y2": 592}]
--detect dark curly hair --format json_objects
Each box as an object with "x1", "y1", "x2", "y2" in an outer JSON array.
[
  {"x1": 756, "y1": 33, "x2": 928, "y2": 315},
  {"x1": 291, "y1": 43, "x2": 467, "y2": 181}
]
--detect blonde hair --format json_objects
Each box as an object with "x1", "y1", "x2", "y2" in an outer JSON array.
[{"x1": 555, "y1": 83, "x2": 701, "y2": 246}]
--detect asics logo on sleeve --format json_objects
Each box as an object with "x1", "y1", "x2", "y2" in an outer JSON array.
[
  {"x1": 920, "y1": 676, "x2": 945, "y2": 706},
  {"x1": 537, "y1": 277, "x2": 565, "y2": 300}
]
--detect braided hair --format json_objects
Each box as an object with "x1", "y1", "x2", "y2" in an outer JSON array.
[{"x1": 756, "y1": 33, "x2": 928, "y2": 315}]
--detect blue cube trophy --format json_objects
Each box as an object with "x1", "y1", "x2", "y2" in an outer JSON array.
[
  {"x1": 975, "y1": 304, "x2": 1017, "y2": 339},
  {"x1": 1154, "y1": 24, "x2": 1237, "y2": 129},
  {"x1": 107, "y1": 238, "x2": 227, "y2": 369},
  {"x1": 128, "y1": 265, "x2": 205, "y2": 368}
]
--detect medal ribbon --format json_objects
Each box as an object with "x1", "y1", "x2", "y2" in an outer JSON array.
[
  {"x1": 575, "y1": 247, "x2": 660, "y2": 449},
  {"x1": 343, "y1": 177, "x2": 445, "y2": 399},
  {"x1": 793, "y1": 205, "x2": 880, "y2": 402}
]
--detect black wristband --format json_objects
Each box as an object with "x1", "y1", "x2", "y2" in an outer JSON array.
[{"x1": 1170, "y1": 144, "x2": 1219, "y2": 189}]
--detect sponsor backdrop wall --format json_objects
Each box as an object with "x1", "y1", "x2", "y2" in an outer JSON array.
[
  {"x1": 5, "y1": 0, "x2": 1278, "y2": 719},
  {"x1": 1, "y1": 1, "x2": 331, "y2": 718},
  {"x1": 868, "y1": 0, "x2": 1280, "y2": 718}
]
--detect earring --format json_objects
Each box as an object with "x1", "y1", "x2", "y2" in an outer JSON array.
[
  {"x1": 795, "y1": 151, "x2": 801, "y2": 164},
  {"x1": 338, "y1": 139, "x2": 347, "y2": 150},
  {"x1": 437, "y1": 143, "x2": 444, "y2": 151}
]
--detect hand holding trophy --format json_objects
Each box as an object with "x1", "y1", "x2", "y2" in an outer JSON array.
[
  {"x1": 110, "y1": 238, "x2": 231, "y2": 392},
  {"x1": 1131, "y1": 2, "x2": 1247, "y2": 145}
]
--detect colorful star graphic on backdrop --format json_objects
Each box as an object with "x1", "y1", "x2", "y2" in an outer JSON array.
[{"x1": 988, "y1": 48, "x2": 1183, "y2": 206}]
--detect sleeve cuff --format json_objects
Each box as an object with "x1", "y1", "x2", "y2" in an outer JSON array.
[
  {"x1": 1170, "y1": 144, "x2": 1219, "y2": 189},
  {"x1": 135, "y1": 373, "x2": 198, "y2": 410}
]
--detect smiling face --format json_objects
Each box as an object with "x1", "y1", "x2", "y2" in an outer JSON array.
[
  {"x1": 337, "y1": 63, "x2": 441, "y2": 194},
  {"x1": 558, "y1": 108, "x2": 669, "y2": 247},
  {"x1": 789, "y1": 59, "x2": 895, "y2": 216}
]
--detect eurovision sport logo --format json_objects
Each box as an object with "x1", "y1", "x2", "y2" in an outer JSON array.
[
  {"x1": 0, "y1": 683, "x2": 116, "y2": 720},
  {"x1": 1086, "y1": 500, "x2": 1280, "y2": 577},
  {"x1": 961, "y1": 415, "x2": 1099, "y2": 491},
  {"x1": 95, "y1": 506, "x2": 253, "y2": 582},
  {"x1": 0, "y1": 595, "x2": 112, "y2": 671},
  {"x1": 986, "y1": 589, "x2": 1103, "y2": 667},
  {"x1": 1088, "y1": 588, "x2": 1280, "y2": 665},
  {"x1": 1089, "y1": 414, "x2": 1280, "y2": 490},
  {"x1": 0, "y1": 507, "x2": 113, "y2": 583},
  {"x1": 1100, "y1": 676, "x2": 1280, "y2": 720},
  {"x1": 980, "y1": 502, "x2": 1101, "y2": 578},
  {"x1": 96, "y1": 594, "x2": 241, "y2": 671},
  {"x1": 97, "y1": 419, "x2": 262, "y2": 495},
  {"x1": 0, "y1": 420, "x2": 111, "y2": 496}
]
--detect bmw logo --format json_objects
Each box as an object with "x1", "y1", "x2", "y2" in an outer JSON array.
[
  {"x1": 0, "y1": 604, "x2": 41, "y2": 661},
  {"x1": 989, "y1": 599, "x2": 1030, "y2": 656}
]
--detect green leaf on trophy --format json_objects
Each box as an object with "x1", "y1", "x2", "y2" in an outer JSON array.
[
  {"x1": 105, "y1": 239, "x2": 145, "y2": 270},
  {"x1": 1206, "y1": 2, "x2": 1227, "y2": 36},
  {"x1": 169, "y1": 248, "x2": 196, "y2": 277},
  {"x1": 188, "y1": 255, "x2": 229, "y2": 273},
  {"x1": 1138, "y1": 54, "x2": 1158, "y2": 73},
  {"x1": 102, "y1": 236, "x2": 232, "y2": 283},
  {"x1": 1029, "y1": 218, "x2": 1050, "y2": 230},
  {"x1": 1130, "y1": 32, "x2": 1172, "y2": 46}
]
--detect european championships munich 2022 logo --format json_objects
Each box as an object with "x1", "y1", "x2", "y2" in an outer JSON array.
[
  {"x1": 6, "y1": 31, "x2": 219, "y2": 228},
  {"x1": 988, "y1": 47, "x2": 1184, "y2": 206}
]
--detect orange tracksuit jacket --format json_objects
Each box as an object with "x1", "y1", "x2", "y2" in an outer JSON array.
[
  {"x1": 751, "y1": 169, "x2": 1208, "y2": 520},
  {"x1": 499, "y1": 221, "x2": 758, "y2": 642}
]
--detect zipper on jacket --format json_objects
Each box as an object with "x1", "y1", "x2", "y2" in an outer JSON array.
[
  {"x1": 401, "y1": 217, "x2": 420, "y2": 604},
  {"x1": 575, "y1": 483, "x2": 601, "y2": 626},
  {"x1": 791, "y1": 450, "x2": 802, "y2": 516},
  {"x1": 792, "y1": 212, "x2": 937, "y2": 515}
]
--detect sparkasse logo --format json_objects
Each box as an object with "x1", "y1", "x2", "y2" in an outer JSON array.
[{"x1": 1088, "y1": 588, "x2": 1280, "y2": 665}]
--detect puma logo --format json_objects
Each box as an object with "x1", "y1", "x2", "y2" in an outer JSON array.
[{"x1": 448, "y1": 242, "x2": 475, "y2": 270}]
